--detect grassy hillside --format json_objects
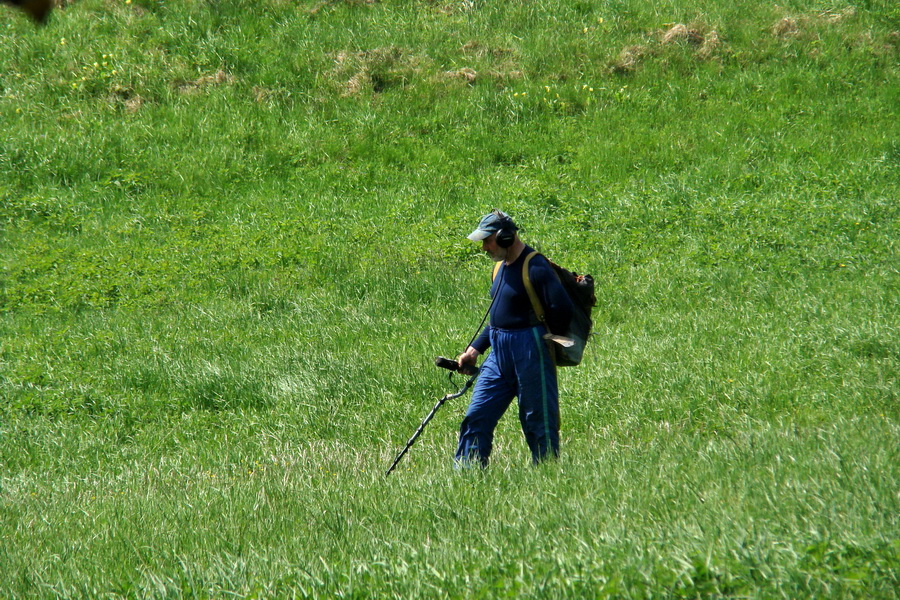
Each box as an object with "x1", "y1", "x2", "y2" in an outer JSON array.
[{"x1": 1, "y1": 0, "x2": 898, "y2": 598}]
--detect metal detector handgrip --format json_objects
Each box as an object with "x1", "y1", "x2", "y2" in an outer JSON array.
[
  {"x1": 385, "y1": 370, "x2": 479, "y2": 476},
  {"x1": 435, "y1": 356, "x2": 480, "y2": 376}
]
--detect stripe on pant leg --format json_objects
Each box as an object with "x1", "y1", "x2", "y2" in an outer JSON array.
[{"x1": 531, "y1": 327, "x2": 551, "y2": 454}]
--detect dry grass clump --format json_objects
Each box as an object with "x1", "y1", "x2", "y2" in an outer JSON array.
[
  {"x1": 611, "y1": 22, "x2": 725, "y2": 74},
  {"x1": 329, "y1": 42, "x2": 522, "y2": 96},
  {"x1": 697, "y1": 30, "x2": 723, "y2": 60},
  {"x1": 123, "y1": 96, "x2": 143, "y2": 113},
  {"x1": 108, "y1": 84, "x2": 143, "y2": 113},
  {"x1": 661, "y1": 23, "x2": 705, "y2": 46},
  {"x1": 330, "y1": 47, "x2": 431, "y2": 96},
  {"x1": 888, "y1": 31, "x2": 900, "y2": 50},
  {"x1": 611, "y1": 45, "x2": 648, "y2": 74},
  {"x1": 771, "y1": 7, "x2": 858, "y2": 39},
  {"x1": 176, "y1": 70, "x2": 235, "y2": 95},
  {"x1": 444, "y1": 67, "x2": 477, "y2": 85},
  {"x1": 660, "y1": 23, "x2": 723, "y2": 60},
  {"x1": 457, "y1": 40, "x2": 525, "y2": 83},
  {"x1": 252, "y1": 86, "x2": 271, "y2": 103},
  {"x1": 772, "y1": 17, "x2": 801, "y2": 38},
  {"x1": 820, "y1": 7, "x2": 856, "y2": 23},
  {"x1": 460, "y1": 40, "x2": 516, "y2": 61}
]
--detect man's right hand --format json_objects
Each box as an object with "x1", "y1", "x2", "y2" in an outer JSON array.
[{"x1": 457, "y1": 346, "x2": 481, "y2": 372}]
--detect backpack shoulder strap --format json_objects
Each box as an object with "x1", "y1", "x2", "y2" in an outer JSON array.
[
  {"x1": 522, "y1": 252, "x2": 559, "y2": 365},
  {"x1": 521, "y1": 251, "x2": 545, "y2": 325}
]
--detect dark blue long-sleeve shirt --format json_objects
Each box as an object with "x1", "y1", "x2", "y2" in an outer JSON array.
[{"x1": 471, "y1": 246, "x2": 576, "y2": 354}]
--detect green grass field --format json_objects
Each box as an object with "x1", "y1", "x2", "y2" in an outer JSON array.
[{"x1": 1, "y1": 0, "x2": 898, "y2": 597}]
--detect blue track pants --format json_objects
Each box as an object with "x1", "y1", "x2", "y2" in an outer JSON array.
[{"x1": 455, "y1": 326, "x2": 560, "y2": 466}]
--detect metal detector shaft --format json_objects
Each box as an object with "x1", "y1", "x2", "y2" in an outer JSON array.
[{"x1": 385, "y1": 373, "x2": 478, "y2": 476}]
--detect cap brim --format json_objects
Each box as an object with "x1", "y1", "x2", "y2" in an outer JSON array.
[{"x1": 467, "y1": 229, "x2": 493, "y2": 241}]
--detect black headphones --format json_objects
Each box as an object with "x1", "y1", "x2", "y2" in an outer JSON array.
[{"x1": 494, "y1": 210, "x2": 518, "y2": 248}]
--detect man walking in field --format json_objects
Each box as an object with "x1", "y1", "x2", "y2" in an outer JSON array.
[{"x1": 455, "y1": 210, "x2": 576, "y2": 466}]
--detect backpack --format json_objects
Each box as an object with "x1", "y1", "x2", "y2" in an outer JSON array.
[{"x1": 493, "y1": 252, "x2": 596, "y2": 366}]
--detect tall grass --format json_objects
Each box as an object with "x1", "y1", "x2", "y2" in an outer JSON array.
[{"x1": 1, "y1": 0, "x2": 898, "y2": 597}]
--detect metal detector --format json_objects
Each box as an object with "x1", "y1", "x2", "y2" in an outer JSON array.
[{"x1": 385, "y1": 357, "x2": 479, "y2": 476}]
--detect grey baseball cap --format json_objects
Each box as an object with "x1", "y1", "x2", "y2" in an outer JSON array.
[{"x1": 467, "y1": 211, "x2": 517, "y2": 241}]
